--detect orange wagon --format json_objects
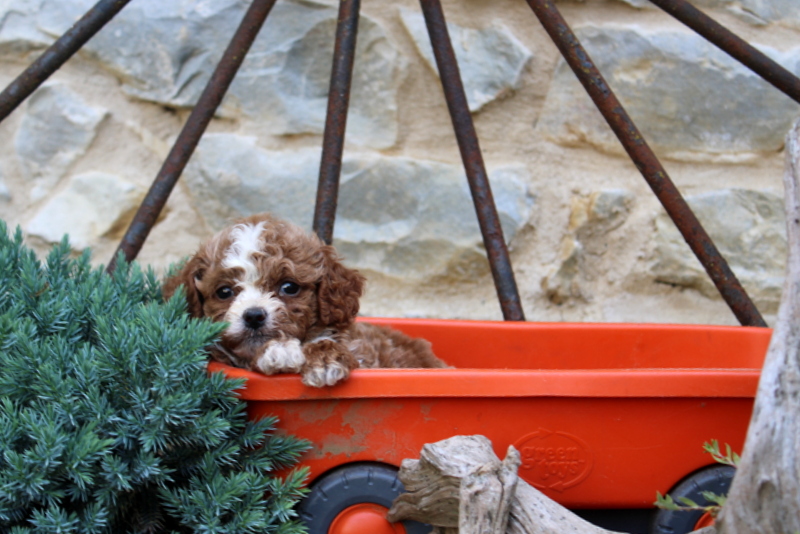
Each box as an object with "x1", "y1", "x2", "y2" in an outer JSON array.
[{"x1": 211, "y1": 317, "x2": 771, "y2": 534}]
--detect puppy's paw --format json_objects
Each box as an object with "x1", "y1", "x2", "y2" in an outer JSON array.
[
  {"x1": 301, "y1": 339, "x2": 358, "y2": 387},
  {"x1": 301, "y1": 361, "x2": 351, "y2": 388},
  {"x1": 255, "y1": 338, "x2": 305, "y2": 375}
]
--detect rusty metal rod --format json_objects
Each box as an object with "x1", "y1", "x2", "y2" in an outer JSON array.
[
  {"x1": 108, "y1": 0, "x2": 277, "y2": 272},
  {"x1": 420, "y1": 0, "x2": 526, "y2": 321},
  {"x1": 0, "y1": 0, "x2": 132, "y2": 123},
  {"x1": 650, "y1": 0, "x2": 800, "y2": 105},
  {"x1": 525, "y1": 0, "x2": 766, "y2": 327},
  {"x1": 313, "y1": 0, "x2": 361, "y2": 245}
]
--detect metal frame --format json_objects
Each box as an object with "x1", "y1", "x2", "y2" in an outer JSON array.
[
  {"x1": 526, "y1": 0, "x2": 768, "y2": 326},
  {"x1": 108, "y1": 0, "x2": 279, "y2": 272},
  {"x1": 0, "y1": 0, "x2": 132, "y2": 122},
  {"x1": 314, "y1": 0, "x2": 361, "y2": 246},
  {"x1": 2, "y1": 0, "x2": 796, "y2": 325},
  {"x1": 420, "y1": 0, "x2": 525, "y2": 321}
]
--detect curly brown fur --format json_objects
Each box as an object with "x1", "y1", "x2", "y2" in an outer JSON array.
[{"x1": 163, "y1": 213, "x2": 446, "y2": 387}]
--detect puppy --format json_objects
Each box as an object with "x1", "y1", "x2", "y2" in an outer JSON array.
[{"x1": 163, "y1": 213, "x2": 447, "y2": 387}]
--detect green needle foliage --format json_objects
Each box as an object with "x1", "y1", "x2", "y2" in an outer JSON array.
[{"x1": 0, "y1": 223, "x2": 309, "y2": 534}]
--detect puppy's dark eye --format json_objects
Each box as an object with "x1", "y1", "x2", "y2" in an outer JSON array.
[
  {"x1": 279, "y1": 281, "x2": 300, "y2": 296},
  {"x1": 216, "y1": 286, "x2": 234, "y2": 300}
]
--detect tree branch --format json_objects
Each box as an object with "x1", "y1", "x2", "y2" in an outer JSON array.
[{"x1": 715, "y1": 118, "x2": 800, "y2": 534}]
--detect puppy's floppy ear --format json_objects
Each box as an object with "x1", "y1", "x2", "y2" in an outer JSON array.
[
  {"x1": 162, "y1": 255, "x2": 208, "y2": 318},
  {"x1": 317, "y1": 246, "x2": 364, "y2": 330}
]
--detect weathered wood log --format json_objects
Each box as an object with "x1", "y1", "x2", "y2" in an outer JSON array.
[
  {"x1": 387, "y1": 435, "x2": 519, "y2": 533},
  {"x1": 712, "y1": 119, "x2": 800, "y2": 534},
  {"x1": 387, "y1": 435, "x2": 620, "y2": 534}
]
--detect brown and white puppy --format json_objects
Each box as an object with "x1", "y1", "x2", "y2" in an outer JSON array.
[{"x1": 162, "y1": 213, "x2": 446, "y2": 387}]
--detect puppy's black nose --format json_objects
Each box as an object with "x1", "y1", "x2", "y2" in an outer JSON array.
[{"x1": 243, "y1": 307, "x2": 268, "y2": 329}]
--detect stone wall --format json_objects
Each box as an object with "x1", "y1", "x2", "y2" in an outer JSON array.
[{"x1": 0, "y1": 0, "x2": 798, "y2": 325}]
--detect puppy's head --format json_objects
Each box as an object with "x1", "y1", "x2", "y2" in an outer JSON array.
[{"x1": 163, "y1": 214, "x2": 364, "y2": 366}]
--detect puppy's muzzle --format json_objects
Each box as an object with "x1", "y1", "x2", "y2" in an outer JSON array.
[{"x1": 243, "y1": 307, "x2": 268, "y2": 330}]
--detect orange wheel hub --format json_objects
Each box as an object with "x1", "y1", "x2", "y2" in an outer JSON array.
[
  {"x1": 694, "y1": 512, "x2": 716, "y2": 529},
  {"x1": 328, "y1": 503, "x2": 406, "y2": 534}
]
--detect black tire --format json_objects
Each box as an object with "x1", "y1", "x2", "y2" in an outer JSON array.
[
  {"x1": 651, "y1": 465, "x2": 735, "y2": 534},
  {"x1": 297, "y1": 463, "x2": 431, "y2": 534}
]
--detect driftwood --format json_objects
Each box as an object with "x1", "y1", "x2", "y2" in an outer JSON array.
[
  {"x1": 388, "y1": 118, "x2": 800, "y2": 534},
  {"x1": 386, "y1": 435, "x2": 519, "y2": 534},
  {"x1": 711, "y1": 119, "x2": 800, "y2": 534},
  {"x1": 387, "y1": 435, "x2": 619, "y2": 534}
]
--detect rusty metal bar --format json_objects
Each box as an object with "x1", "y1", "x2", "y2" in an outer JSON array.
[
  {"x1": 525, "y1": 0, "x2": 766, "y2": 327},
  {"x1": 0, "y1": 0, "x2": 132, "y2": 123},
  {"x1": 107, "y1": 0, "x2": 278, "y2": 272},
  {"x1": 650, "y1": 0, "x2": 800, "y2": 105},
  {"x1": 313, "y1": 0, "x2": 361, "y2": 245},
  {"x1": 420, "y1": 0, "x2": 525, "y2": 322}
]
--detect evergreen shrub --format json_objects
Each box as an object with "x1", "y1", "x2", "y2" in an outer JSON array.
[{"x1": 0, "y1": 223, "x2": 309, "y2": 533}]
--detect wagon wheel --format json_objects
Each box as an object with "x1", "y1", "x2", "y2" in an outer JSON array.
[
  {"x1": 651, "y1": 464, "x2": 735, "y2": 534},
  {"x1": 297, "y1": 463, "x2": 430, "y2": 534}
]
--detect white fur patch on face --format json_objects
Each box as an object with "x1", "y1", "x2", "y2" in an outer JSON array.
[
  {"x1": 256, "y1": 338, "x2": 305, "y2": 375},
  {"x1": 301, "y1": 361, "x2": 349, "y2": 387},
  {"x1": 223, "y1": 221, "x2": 266, "y2": 285},
  {"x1": 224, "y1": 286, "x2": 284, "y2": 337}
]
